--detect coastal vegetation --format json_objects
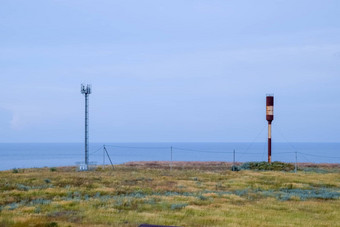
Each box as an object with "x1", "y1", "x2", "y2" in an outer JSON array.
[{"x1": 0, "y1": 162, "x2": 339, "y2": 226}]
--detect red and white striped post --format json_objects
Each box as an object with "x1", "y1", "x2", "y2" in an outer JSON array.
[{"x1": 266, "y1": 95, "x2": 274, "y2": 163}]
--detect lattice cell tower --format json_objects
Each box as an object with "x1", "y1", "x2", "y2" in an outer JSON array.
[{"x1": 81, "y1": 84, "x2": 91, "y2": 169}]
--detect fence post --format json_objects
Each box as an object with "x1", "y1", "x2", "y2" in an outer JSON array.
[
  {"x1": 103, "y1": 145, "x2": 105, "y2": 168},
  {"x1": 233, "y1": 149, "x2": 235, "y2": 166},
  {"x1": 232, "y1": 149, "x2": 236, "y2": 171},
  {"x1": 170, "y1": 146, "x2": 173, "y2": 172},
  {"x1": 103, "y1": 145, "x2": 114, "y2": 170},
  {"x1": 295, "y1": 151, "x2": 298, "y2": 173}
]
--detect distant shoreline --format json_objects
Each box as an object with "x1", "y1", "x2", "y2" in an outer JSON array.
[{"x1": 3, "y1": 161, "x2": 339, "y2": 172}]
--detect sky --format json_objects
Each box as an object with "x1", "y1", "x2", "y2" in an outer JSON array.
[{"x1": 0, "y1": 0, "x2": 339, "y2": 143}]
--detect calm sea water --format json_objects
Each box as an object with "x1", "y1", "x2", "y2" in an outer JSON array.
[{"x1": 0, "y1": 142, "x2": 339, "y2": 170}]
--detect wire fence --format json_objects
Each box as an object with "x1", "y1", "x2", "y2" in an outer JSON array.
[
  {"x1": 1, "y1": 142, "x2": 339, "y2": 171},
  {"x1": 88, "y1": 144, "x2": 340, "y2": 169}
]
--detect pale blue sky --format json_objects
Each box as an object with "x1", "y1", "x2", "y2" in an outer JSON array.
[{"x1": 0, "y1": 0, "x2": 339, "y2": 142}]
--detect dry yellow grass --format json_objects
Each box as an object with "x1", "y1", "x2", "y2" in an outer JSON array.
[{"x1": 0, "y1": 163, "x2": 339, "y2": 226}]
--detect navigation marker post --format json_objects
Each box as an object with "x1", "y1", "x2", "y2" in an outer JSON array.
[{"x1": 266, "y1": 95, "x2": 274, "y2": 163}]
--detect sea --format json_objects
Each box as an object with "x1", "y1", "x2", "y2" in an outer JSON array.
[{"x1": 0, "y1": 142, "x2": 339, "y2": 171}]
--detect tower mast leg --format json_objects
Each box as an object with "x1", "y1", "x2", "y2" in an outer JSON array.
[
  {"x1": 81, "y1": 84, "x2": 91, "y2": 171},
  {"x1": 85, "y1": 93, "x2": 89, "y2": 168}
]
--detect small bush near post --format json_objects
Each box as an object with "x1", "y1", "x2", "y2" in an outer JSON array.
[
  {"x1": 240, "y1": 162, "x2": 294, "y2": 171},
  {"x1": 231, "y1": 165, "x2": 240, "y2": 171},
  {"x1": 12, "y1": 168, "x2": 19, "y2": 173}
]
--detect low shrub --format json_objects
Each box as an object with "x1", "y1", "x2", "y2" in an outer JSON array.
[
  {"x1": 240, "y1": 161, "x2": 294, "y2": 171},
  {"x1": 12, "y1": 168, "x2": 19, "y2": 173},
  {"x1": 278, "y1": 188, "x2": 340, "y2": 201},
  {"x1": 46, "y1": 222, "x2": 58, "y2": 227},
  {"x1": 30, "y1": 198, "x2": 51, "y2": 205},
  {"x1": 170, "y1": 203, "x2": 188, "y2": 210},
  {"x1": 44, "y1": 179, "x2": 51, "y2": 184},
  {"x1": 301, "y1": 167, "x2": 331, "y2": 174},
  {"x1": 233, "y1": 189, "x2": 248, "y2": 196},
  {"x1": 8, "y1": 203, "x2": 19, "y2": 210},
  {"x1": 112, "y1": 197, "x2": 138, "y2": 210},
  {"x1": 144, "y1": 198, "x2": 156, "y2": 205},
  {"x1": 231, "y1": 165, "x2": 240, "y2": 171},
  {"x1": 50, "y1": 167, "x2": 57, "y2": 172},
  {"x1": 256, "y1": 188, "x2": 340, "y2": 201},
  {"x1": 197, "y1": 194, "x2": 208, "y2": 200},
  {"x1": 17, "y1": 184, "x2": 30, "y2": 191},
  {"x1": 34, "y1": 207, "x2": 41, "y2": 214}
]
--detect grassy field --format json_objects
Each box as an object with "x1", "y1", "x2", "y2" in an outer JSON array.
[{"x1": 0, "y1": 162, "x2": 339, "y2": 227}]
